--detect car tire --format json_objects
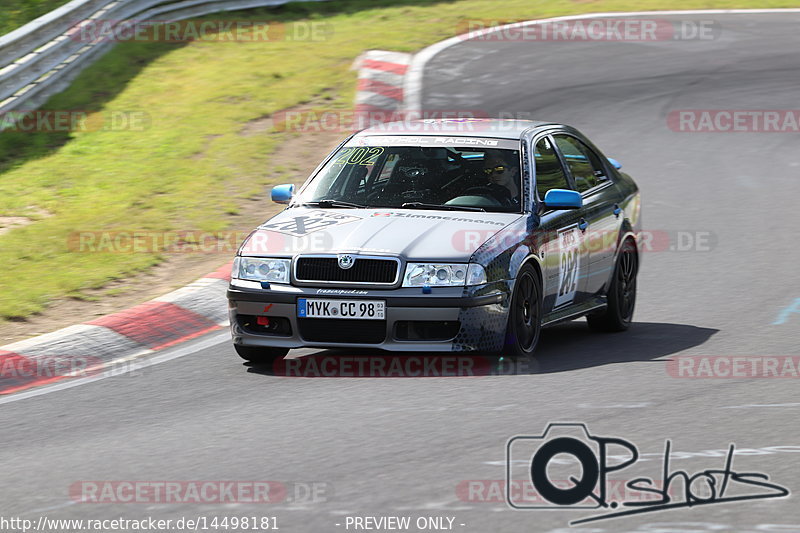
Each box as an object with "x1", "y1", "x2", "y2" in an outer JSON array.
[
  {"x1": 503, "y1": 264, "x2": 543, "y2": 356},
  {"x1": 587, "y1": 238, "x2": 638, "y2": 332},
  {"x1": 234, "y1": 344, "x2": 289, "y2": 365}
]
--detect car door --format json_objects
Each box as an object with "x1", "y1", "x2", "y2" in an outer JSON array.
[
  {"x1": 531, "y1": 135, "x2": 590, "y2": 313},
  {"x1": 552, "y1": 133, "x2": 622, "y2": 297}
]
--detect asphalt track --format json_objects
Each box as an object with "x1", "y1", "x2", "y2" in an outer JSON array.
[{"x1": 2, "y1": 12, "x2": 799, "y2": 533}]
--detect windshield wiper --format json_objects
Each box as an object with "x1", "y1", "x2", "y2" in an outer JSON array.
[
  {"x1": 401, "y1": 202, "x2": 485, "y2": 212},
  {"x1": 302, "y1": 200, "x2": 366, "y2": 209}
]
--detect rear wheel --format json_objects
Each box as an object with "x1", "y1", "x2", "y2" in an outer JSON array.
[
  {"x1": 587, "y1": 238, "x2": 638, "y2": 332},
  {"x1": 504, "y1": 265, "x2": 543, "y2": 356},
  {"x1": 234, "y1": 344, "x2": 289, "y2": 365}
]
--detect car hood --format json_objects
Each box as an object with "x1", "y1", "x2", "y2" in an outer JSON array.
[{"x1": 239, "y1": 207, "x2": 523, "y2": 262}]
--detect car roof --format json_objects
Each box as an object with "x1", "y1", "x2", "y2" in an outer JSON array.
[{"x1": 354, "y1": 118, "x2": 558, "y2": 140}]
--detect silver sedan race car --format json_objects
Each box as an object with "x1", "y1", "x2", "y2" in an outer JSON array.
[{"x1": 227, "y1": 119, "x2": 641, "y2": 363}]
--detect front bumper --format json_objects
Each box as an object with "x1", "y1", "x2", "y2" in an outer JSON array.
[{"x1": 227, "y1": 280, "x2": 511, "y2": 352}]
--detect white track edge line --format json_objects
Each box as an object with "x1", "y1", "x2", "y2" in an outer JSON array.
[
  {"x1": 403, "y1": 9, "x2": 800, "y2": 112},
  {"x1": 0, "y1": 332, "x2": 229, "y2": 405}
]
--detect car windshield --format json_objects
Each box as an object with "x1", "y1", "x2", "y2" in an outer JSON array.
[{"x1": 294, "y1": 141, "x2": 523, "y2": 213}]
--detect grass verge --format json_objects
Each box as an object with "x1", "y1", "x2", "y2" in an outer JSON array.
[{"x1": 1, "y1": 1, "x2": 71, "y2": 36}]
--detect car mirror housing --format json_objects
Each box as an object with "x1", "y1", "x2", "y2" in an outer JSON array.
[
  {"x1": 271, "y1": 184, "x2": 294, "y2": 204},
  {"x1": 607, "y1": 157, "x2": 622, "y2": 169},
  {"x1": 543, "y1": 189, "x2": 583, "y2": 210}
]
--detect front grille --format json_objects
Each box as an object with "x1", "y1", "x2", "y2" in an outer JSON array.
[
  {"x1": 295, "y1": 256, "x2": 398, "y2": 284},
  {"x1": 298, "y1": 318, "x2": 387, "y2": 344}
]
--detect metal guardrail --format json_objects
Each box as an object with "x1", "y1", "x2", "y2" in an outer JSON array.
[{"x1": 0, "y1": 0, "x2": 328, "y2": 116}]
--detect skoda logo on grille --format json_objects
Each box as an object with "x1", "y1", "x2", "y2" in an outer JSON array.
[{"x1": 338, "y1": 254, "x2": 356, "y2": 270}]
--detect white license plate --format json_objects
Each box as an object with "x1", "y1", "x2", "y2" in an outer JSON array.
[{"x1": 297, "y1": 299, "x2": 385, "y2": 320}]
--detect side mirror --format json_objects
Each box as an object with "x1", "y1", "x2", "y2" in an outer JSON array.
[
  {"x1": 607, "y1": 157, "x2": 622, "y2": 170},
  {"x1": 543, "y1": 189, "x2": 582, "y2": 210},
  {"x1": 271, "y1": 184, "x2": 294, "y2": 204}
]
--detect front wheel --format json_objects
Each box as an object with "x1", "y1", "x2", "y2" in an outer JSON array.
[
  {"x1": 587, "y1": 238, "x2": 638, "y2": 332},
  {"x1": 234, "y1": 344, "x2": 289, "y2": 365},
  {"x1": 503, "y1": 265, "x2": 543, "y2": 356}
]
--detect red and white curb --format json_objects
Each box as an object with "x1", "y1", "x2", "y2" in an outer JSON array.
[
  {"x1": 354, "y1": 50, "x2": 412, "y2": 117},
  {"x1": 0, "y1": 262, "x2": 232, "y2": 395}
]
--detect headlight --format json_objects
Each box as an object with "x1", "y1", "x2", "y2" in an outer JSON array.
[
  {"x1": 233, "y1": 257, "x2": 291, "y2": 283},
  {"x1": 402, "y1": 263, "x2": 486, "y2": 287}
]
